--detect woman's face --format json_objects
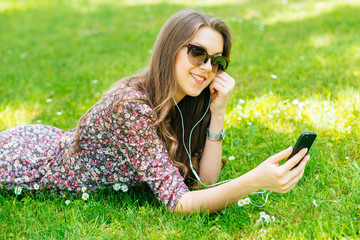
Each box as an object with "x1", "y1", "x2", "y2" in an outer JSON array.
[{"x1": 173, "y1": 26, "x2": 224, "y2": 103}]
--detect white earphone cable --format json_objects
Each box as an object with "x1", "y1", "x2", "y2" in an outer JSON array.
[{"x1": 172, "y1": 95, "x2": 271, "y2": 206}]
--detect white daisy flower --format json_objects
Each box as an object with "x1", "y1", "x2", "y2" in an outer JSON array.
[
  {"x1": 14, "y1": 186, "x2": 22, "y2": 195},
  {"x1": 56, "y1": 112, "x2": 62, "y2": 116},
  {"x1": 298, "y1": 101, "x2": 305, "y2": 108},
  {"x1": 259, "y1": 229, "x2": 267, "y2": 236},
  {"x1": 81, "y1": 186, "x2": 87, "y2": 192},
  {"x1": 237, "y1": 199, "x2": 245, "y2": 207},
  {"x1": 239, "y1": 99, "x2": 245, "y2": 104},
  {"x1": 33, "y1": 184, "x2": 40, "y2": 190},
  {"x1": 121, "y1": 184, "x2": 128, "y2": 192},
  {"x1": 65, "y1": 200, "x2": 70, "y2": 205},
  {"x1": 292, "y1": 99, "x2": 299, "y2": 105},
  {"x1": 228, "y1": 156, "x2": 235, "y2": 161},
  {"x1": 82, "y1": 192, "x2": 89, "y2": 201},
  {"x1": 244, "y1": 197, "x2": 251, "y2": 205},
  {"x1": 113, "y1": 183, "x2": 121, "y2": 191},
  {"x1": 270, "y1": 74, "x2": 277, "y2": 79}
]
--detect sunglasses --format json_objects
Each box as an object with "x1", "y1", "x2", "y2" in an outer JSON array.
[{"x1": 183, "y1": 44, "x2": 230, "y2": 72}]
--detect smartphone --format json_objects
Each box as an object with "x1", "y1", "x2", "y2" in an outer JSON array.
[{"x1": 287, "y1": 132, "x2": 317, "y2": 169}]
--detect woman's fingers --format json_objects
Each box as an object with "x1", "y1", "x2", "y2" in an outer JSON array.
[
  {"x1": 279, "y1": 155, "x2": 310, "y2": 193},
  {"x1": 282, "y1": 148, "x2": 308, "y2": 171},
  {"x1": 268, "y1": 146, "x2": 293, "y2": 164}
]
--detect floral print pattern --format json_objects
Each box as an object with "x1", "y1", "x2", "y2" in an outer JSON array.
[{"x1": 0, "y1": 83, "x2": 189, "y2": 210}]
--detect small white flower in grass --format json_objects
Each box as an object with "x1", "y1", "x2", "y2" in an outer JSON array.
[
  {"x1": 272, "y1": 216, "x2": 276, "y2": 222},
  {"x1": 46, "y1": 99, "x2": 53, "y2": 103},
  {"x1": 345, "y1": 156, "x2": 349, "y2": 160},
  {"x1": 270, "y1": 74, "x2": 277, "y2": 79},
  {"x1": 247, "y1": 122, "x2": 252, "y2": 126},
  {"x1": 237, "y1": 117, "x2": 242, "y2": 121},
  {"x1": 257, "y1": 212, "x2": 271, "y2": 224},
  {"x1": 121, "y1": 184, "x2": 128, "y2": 192},
  {"x1": 65, "y1": 200, "x2": 70, "y2": 205},
  {"x1": 82, "y1": 192, "x2": 89, "y2": 201},
  {"x1": 244, "y1": 197, "x2": 251, "y2": 205},
  {"x1": 33, "y1": 184, "x2": 40, "y2": 190},
  {"x1": 228, "y1": 156, "x2": 235, "y2": 161},
  {"x1": 56, "y1": 112, "x2": 62, "y2": 116},
  {"x1": 14, "y1": 186, "x2": 22, "y2": 195},
  {"x1": 92, "y1": 79, "x2": 98, "y2": 84},
  {"x1": 259, "y1": 229, "x2": 267, "y2": 236},
  {"x1": 36, "y1": 120, "x2": 42, "y2": 123},
  {"x1": 113, "y1": 183, "x2": 121, "y2": 191},
  {"x1": 81, "y1": 186, "x2": 87, "y2": 192},
  {"x1": 268, "y1": 114, "x2": 273, "y2": 119},
  {"x1": 239, "y1": 99, "x2": 245, "y2": 104},
  {"x1": 293, "y1": 99, "x2": 299, "y2": 105},
  {"x1": 312, "y1": 199, "x2": 318, "y2": 207},
  {"x1": 298, "y1": 101, "x2": 305, "y2": 108},
  {"x1": 237, "y1": 199, "x2": 245, "y2": 207}
]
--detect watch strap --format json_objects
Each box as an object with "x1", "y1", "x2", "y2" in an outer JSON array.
[{"x1": 206, "y1": 128, "x2": 225, "y2": 141}]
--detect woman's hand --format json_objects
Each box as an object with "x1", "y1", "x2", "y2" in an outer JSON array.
[
  {"x1": 209, "y1": 71, "x2": 235, "y2": 116},
  {"x1": 250, "y1": 147, "x2": 310, "y2": 193}
]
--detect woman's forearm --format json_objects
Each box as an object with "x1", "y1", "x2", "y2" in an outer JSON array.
[
  {"x1": 175, "y1": 169, "x2": 259, "y2": 213},
  {"x1": 198, "y1": 114, "x2": 224, "y2": 184}
]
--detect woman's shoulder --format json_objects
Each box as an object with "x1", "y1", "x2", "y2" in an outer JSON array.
[
  {"x1": 110, "y1": 77, "x2": 147, "y2": 100},
  {"x1": 101, "y1": 78, "x2": 154, "y2": 118}
]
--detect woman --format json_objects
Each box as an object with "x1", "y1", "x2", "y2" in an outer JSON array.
[{"x1": 0, "y1": 9, "x2": 310, "y2": 213}]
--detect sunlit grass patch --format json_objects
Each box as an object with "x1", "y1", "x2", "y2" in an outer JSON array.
[
  {"x1": 265, "y1": 0, "x2": 360, "y2": 24},
  {"x1": 226, "y1": 87, "x2": 360, "y2": 137},
  {"x1": 0, "y1": 103, "x2": 41, "y2": 130}
]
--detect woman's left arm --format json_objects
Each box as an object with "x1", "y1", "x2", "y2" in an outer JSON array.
[{"x1": 199, "y1": 72, "x2": 235, "y2": 185}]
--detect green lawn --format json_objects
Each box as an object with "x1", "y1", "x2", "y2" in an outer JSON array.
[{"x1": 1, "y1": 0, "x2": 359, "y2": 239}]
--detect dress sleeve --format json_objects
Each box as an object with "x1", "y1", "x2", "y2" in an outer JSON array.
[{"x1": 112, "y1": 99, "x2": 189, "y2": 210}]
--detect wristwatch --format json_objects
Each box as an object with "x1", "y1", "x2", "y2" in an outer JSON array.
[{"x1": 206, "y1": 128, "x2": 226, "y2": 141}]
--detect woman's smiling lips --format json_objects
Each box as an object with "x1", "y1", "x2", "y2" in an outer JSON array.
[{"x1": 190, "y1": 73, "x2": 207, "y2": 85}]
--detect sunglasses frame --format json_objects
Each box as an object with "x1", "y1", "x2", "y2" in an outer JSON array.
[{"x1": 183, "y1": 44, "x2": 230, "y2": 72}]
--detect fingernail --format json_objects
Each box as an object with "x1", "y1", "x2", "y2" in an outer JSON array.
[{"x1": 288, "y1": 146, "x2": 292, "y2": 150}]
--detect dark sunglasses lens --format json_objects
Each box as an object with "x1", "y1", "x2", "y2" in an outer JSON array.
[
  {"x1": 188, "y1": 46, "x2": 207, "y2": 65},
  {"x1": 212, "y1": 56, "x2": 228, "y2": 71}
]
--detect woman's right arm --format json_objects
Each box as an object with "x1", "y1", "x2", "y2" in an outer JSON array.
[{"x1": 174, "y1": 147, "x2": 310, "y2": 214}]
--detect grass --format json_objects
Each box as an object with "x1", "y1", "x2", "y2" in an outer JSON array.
[{"x1": 0, "y1": 0, "x2": 360, "y2": 238}]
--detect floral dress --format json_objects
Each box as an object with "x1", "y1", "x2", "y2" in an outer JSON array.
[{"x1": 0, "y1": 83, "x2": 189, "y2": 210}]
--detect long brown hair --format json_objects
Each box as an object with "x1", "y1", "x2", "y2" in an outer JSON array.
[{"x1": 70, "y1": 9, "x2": 232, "y2": 185}]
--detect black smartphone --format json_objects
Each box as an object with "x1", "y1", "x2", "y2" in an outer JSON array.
[{"x1": 287, "y1": 132, "x2": 317, "y2": 169}]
